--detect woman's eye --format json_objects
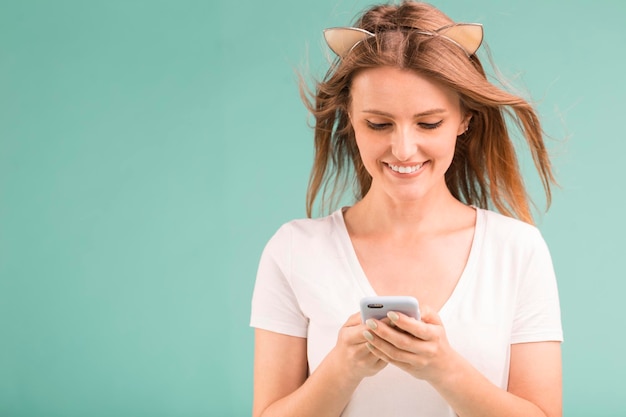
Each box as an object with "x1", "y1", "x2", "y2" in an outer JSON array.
[
  {"x1": 366, "y1": 121, "x2": 391, "y2": 131},
  {"x1": 419, "y1": 121, "x2": 443, "y2": 130}
]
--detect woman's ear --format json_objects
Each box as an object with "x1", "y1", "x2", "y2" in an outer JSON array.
[
  {"x1": 458, "y1": 113, "x2": 472, "y2": 135},
  {"x1": 347, "y1": 109, "x2": 355, "y2": 128}
]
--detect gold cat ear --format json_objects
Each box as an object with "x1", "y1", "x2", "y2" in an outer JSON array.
[
  {"x1": 323, "y1": 27, "x2": 375, "y2": 57},
  {"x1": 436, "y1": 23, "x2": 483, "y2": 56},
  {"x1": 323, "y1": 23, "x2": 483, "y2": 58}
]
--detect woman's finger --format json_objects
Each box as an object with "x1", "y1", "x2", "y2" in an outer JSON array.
[
  {"x1": 363, "y1": 327, "x2": 417, "y2": 364},
  {"x1": 386, "y1": 307, "x2": 442, "y2": 341}
]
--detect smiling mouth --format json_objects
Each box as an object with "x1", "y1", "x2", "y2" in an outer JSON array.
[{"x1": 386, "y1": 162, "x2": 427, "y2": 174}]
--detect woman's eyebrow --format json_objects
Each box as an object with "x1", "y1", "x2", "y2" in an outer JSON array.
[{"x1": 361, "y1": 108, "x2": 447, "y2": 117}]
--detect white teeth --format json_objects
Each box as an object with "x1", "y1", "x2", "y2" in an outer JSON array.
[{"x1": 388, "y1": 162, "x2": 424, "y2": 173}]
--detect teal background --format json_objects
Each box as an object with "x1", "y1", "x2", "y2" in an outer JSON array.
[{"x1": 0, "y1": 0, "x2": 624, "y2": 416}]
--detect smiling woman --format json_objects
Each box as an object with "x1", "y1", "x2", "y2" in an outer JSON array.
[
  {"x1": 303, "y1": 6, "x2": 553, "y2": 224},
  {"x1": 250, "y1": 2, "x2": 562, "y2": 417},
  {"x1": 349, "y1": 66, "x2": 470, "y2": 203}
]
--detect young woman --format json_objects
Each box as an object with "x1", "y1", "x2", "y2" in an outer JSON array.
[{"x1": 250, "y1": 2, "x2": 562, "y2": 416}]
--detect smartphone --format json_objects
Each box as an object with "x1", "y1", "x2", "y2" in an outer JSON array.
[{"x1": 360, "y1": 296, "x2": 420, "y2": 322}]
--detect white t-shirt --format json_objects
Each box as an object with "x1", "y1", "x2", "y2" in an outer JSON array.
[{"x1": 250, "y1": 207, "x2": 562, "y2": 417}]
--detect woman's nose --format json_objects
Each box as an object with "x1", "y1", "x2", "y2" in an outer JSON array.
[{"x1": 391, "y1": 128, "x2": 418, "y2": 162}]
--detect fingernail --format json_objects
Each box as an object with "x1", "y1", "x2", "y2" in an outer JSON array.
[
  {"x1": 387, "y1": 311, "x2": 399, "y2": 322},
  {"x1": 366, "y1": 342, "x2": 374, "y2": 350},
  {"x1": 366, "y1": 319, "x2": 377, "y2": 330},
  {"x1": 363, "y1": 330, "x2": 374, "y2": 342}
]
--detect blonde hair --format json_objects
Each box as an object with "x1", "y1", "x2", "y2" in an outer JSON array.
[{"x1": 302, "y1": 1, "x2": 555, "y2": 224}]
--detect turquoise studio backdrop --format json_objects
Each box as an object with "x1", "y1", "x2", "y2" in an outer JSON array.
[{"x1": 1, "y1": 0, "x2": 624, "y2": 416}]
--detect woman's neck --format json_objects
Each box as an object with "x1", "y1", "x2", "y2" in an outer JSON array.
[{"x1": 344, "y1": 184, "x2": 473, "y2": 238}]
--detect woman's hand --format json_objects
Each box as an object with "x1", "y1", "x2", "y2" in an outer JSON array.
[
  {"x1": 330, "y1": 312, "x2": 388, "y2": 382},
  {"x1": 361, "y1": 306, "x2": 459, "y2": 384},
  {"x1": 253, "y1": 313, "x2": 389, "y2": 417},
  {"x1": 362, "y1": 308, "x2": 561, "y2": 417}
]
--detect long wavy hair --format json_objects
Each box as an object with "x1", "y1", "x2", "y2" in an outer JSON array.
[{"x1": 302, "y1": 1, "x2": 555, "y2": 224}]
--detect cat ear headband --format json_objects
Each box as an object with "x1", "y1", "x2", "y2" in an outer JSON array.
[{"x1": 323, "y1": 23, "x2": 483, "y2": 58}]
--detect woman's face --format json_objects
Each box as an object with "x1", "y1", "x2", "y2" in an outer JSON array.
[{"x1": 349, "y1": 66, "x2": 469, "y2": 203}]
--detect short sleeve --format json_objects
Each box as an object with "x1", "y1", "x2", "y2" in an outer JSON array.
[
  {"x1": 511, "y1": 229, "x2": 563, "y2": 344},
  {"x1": 250, "y1": 224, "x2": 309, "y2": 338}
]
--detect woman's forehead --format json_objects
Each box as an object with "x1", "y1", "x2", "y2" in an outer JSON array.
[{"x1": 350, "y1": 67, "x2": 461, "y2": 113}]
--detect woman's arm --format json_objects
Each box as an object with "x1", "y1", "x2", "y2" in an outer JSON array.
[
  {"x1": 507, "y1": 342, "x2": 562, "y2": 416},
  {"x1": 252, "y1": 329, "x2": 308, "y2": 417},
  {"x1": 364, "y1": 308, "x2": 562, "y2": 417},
  {"x1": 430, "y1": 341, "x2": 561, "y2": 417},
  {"x1": 253, "y1": 313, "x2": 387, "y2": 417}
]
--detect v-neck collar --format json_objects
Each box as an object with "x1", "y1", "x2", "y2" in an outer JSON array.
[{"x1": 330, "y1": 206, "x2": 485, "y2": 317}]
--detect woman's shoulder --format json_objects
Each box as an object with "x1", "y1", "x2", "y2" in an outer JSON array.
[
  {"x1": 267, "y1": 208, "x2": 346, "y2": 246},
  {"x1": 473, "y1": 209, "x2": 553, "y2": 269},
  {"x1": 477, "y1": 208, "x2": 544, "y2": 245}
]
